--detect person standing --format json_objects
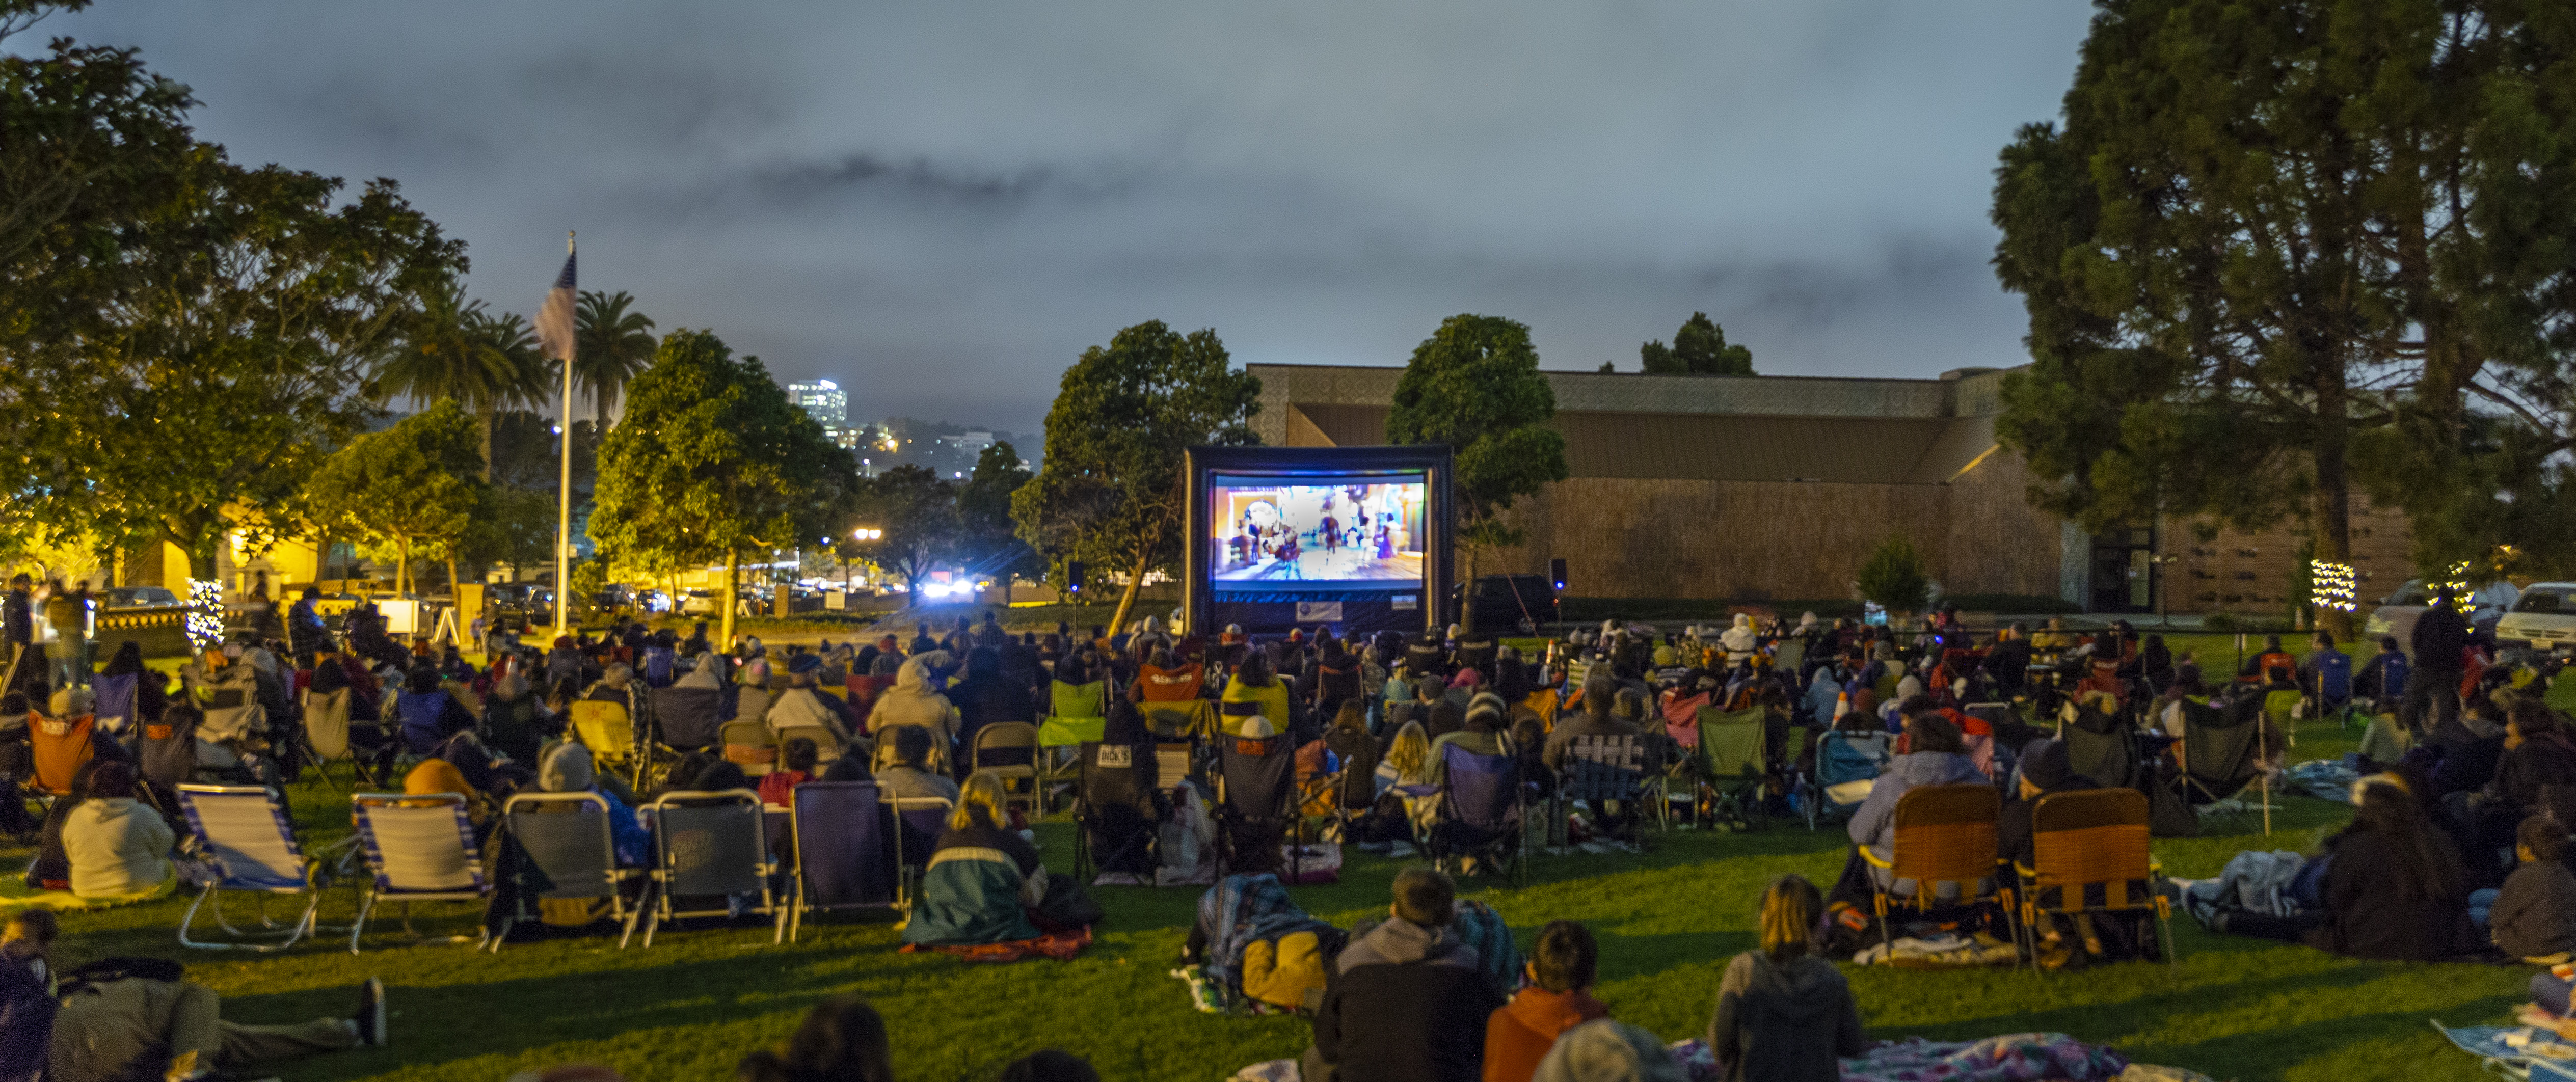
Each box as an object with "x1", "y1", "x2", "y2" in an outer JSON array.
[
  {"x1": 2406, "y1": 587, "x2": 2469, "y2": 737},
  {"x1": 43, "y1": 580, "x2": 88, "y2": 691},
  {"x1": 1, "y1": 575, "x2": 30, "y2": 691},
  {"x1": 289, "y1": 585, "x2": 329, "y2": 666}
]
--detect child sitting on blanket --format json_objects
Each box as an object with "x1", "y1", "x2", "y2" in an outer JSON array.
[{"x1": 2492, "y1": 816, "x2": 2576, "y2": 964}]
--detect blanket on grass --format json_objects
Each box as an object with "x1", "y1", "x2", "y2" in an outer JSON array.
[{"x1": 898, "y1": 926, "x2": 1091, "y2": 962}]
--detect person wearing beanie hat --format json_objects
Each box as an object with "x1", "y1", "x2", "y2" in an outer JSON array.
[
  {"x1": 1997, "y1": 738, "x2": 2096, "y2": 869},
  {"x1": 538, "y1": 742, "x2": 650, "y2": 866}
]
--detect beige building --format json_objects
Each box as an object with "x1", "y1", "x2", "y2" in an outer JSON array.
[{"x1": 1246, "y1": 363, "x2": 2413, "y2": 616}]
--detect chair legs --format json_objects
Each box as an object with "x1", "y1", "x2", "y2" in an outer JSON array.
[{"x1": 179, "y1": 886, "x2": 322, "y2": 953}]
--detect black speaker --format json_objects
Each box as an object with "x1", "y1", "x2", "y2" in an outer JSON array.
[
  {"x1": 1065, "y1": 561, "x2": 1085, "y2": 594},
  {"x1": 1549, "y1": 557, "x2": 1568, "y2": 593}
]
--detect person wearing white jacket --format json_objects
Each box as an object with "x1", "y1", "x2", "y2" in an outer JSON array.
[{"x1": 59, "y1": 762, "x2": 173, "y2": 898}]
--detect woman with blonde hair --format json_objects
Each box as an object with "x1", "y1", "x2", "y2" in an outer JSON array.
[
  {"x1": 903, "y1": 772, "x2": 1050, "y2": 947},
  {"x1": 1705, "y1": 874, "x2": 1865, "y2": 1082}
]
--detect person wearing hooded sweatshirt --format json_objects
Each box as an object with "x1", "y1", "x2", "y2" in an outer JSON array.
[
  {"x1": 1997, "y1": 739, "x2": 2097, "y2": 869},
  {"x1": 59, "y1": 761, "x2": 174, "y2": 898},
  {"x1": 867, "y1": 658, "x2": 960, "y2": 771},
  {"x1": 767, "y1": 672, "x2": 855, "y2": 751},
  {"x1": 1707, "y1": 874, "x2": 1865, "y2": 1082},
  {"x1": 1429, "y1": 693, "x2": 1513, "y2": 791},
  {"x1": 1308, "y1": 867, "x2": 1506, "y2": 1082},
  {"x1": 1717, "y1": 614, "x2": 1759, "y2": 660},
  {"x1": 1845, "y1": 714, "x2": 1985, "y2": 898},
  {"x1": 540, "y1": 742, "x2": 649, "y2": 867},
  {"x1": 1484, "y1": 921, "x2": 1611, "y2": 1082}
]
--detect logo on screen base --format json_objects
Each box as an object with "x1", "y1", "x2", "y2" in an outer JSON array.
[
  {"x1": 1391, "y1": 595, "x2": 1418, "y2": 611},
  {"x1": 1296, "y1": 602, "x2": 1344, "y2": 623}
]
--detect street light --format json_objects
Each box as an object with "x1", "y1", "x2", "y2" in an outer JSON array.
[{"x1": 852, "y1": 527, "x2": 882, "y2": 540}]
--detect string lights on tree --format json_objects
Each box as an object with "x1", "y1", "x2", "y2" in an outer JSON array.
[
  {"x1": 185, "y1": 578, "x2": 225, "y2": 648},
  {"x1": 2309, "y1": 560, "x2": 2357, "y2": 613}
]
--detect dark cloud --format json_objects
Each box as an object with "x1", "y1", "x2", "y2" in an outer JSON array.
[{"x1": 39, "y1": 0, "x2": 2094, "y2": 433}]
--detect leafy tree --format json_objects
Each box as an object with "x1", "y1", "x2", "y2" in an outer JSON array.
[
  {"x1": 1856, "y1": 534, "x2": 1931, "y2": 614},
  {"x1": 574, "y1": 289, "x2": 656, "y2": 433},
  {"x1": 957, "y1": 441, "x2": 1041, "y2": 601},
  {"x1": 1014, "y1": 320, "x2": 1260, "y2": 632},
  {"x1": 1639, "y1": 312, "x2": 1754, "y2": 375},
  {"x1": 462, "y1": 484, "x2": 557, "y2": 576},
  {"x1": 850, "y1": 465, "x2": 960, "y2": 603},
  {"x1": 305, "y1": 400, "x2": 485, "y2": 594},
  {"x1": 1386, "y1": 313, "x2": 1568, "y2": 632},
  {"x1": 373, "y1": 279, "x2": 548, "y2": 478},
  {"x1": 590, "y1": 329, "x2": 856, "y2": 643},
  {"x1": 1988, "y1": 0, "x2": 2576, "y2": 630}
]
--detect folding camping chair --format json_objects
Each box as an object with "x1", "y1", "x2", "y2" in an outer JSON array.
[
  {"x1": 498, "y1": 791, "x2": 644, "y2": 950},
  {"x1": 2178, "y1": 696, "x2": 2271, "y2": 831},
  {"x1": 775, "y1": 725, "x2": 846, "y2": 766},
  {"x1": 720, "y1": 719, "x2": 779, "y2": 777},
  {"x1": 786, "y1": 780, "x2": 894, "y2": 940},
  {"x1": 1559, "y1": 733, "x2": 1654, "y2": 843},
  {"x1": 1695, "y1": 706, "x2": 1768, "y2": 831},
  {"x1": 1215, "y1": 728, "x2": 1297, "y2": 878},
  {"x1": 1427, "y1": 743, "x2": 1525, "y2": 883},
  {"x1": 1858, "y1": 783, "x2": 2011, "y2": 951},
  {"x1": 1144, "y1": 699, "x2": 1218, "y2": 740},
  {"x1": 1772, "y1": 638, "x2": 1807, "y2": 684},
  {"x1": 1323, "y1": 726, "x2": 1385, "y2": 841},
  {"x1": 971, "y1": 721, "x2": 1043, "y2": 817},
  {"x1": 174, "y1": 783, "x2": 354, "y2": 952},
  {"x1": 569, "y1": 698, "x2": 637, "y2": 773},
  {"x1": 348, "y1": 792, "x2": 490, "y2": 953},
  {"x1": 91, "y1": 670, "x2": 138, "y2": 741},
  {"x1": 1074, "y1": 740, "x2": 1160, "y2": 882},
  {"x1": 654, "y1": 685, "x2": 726, "y2": 752},
  {"x1": 300, "y1": 686, "x2": 365, "y2": 792},
  {"x1": 2014, "y1": 787, "x2": 2176, "y2": 967},
  {"x1": 2057, "y1": 704, "x2": 2140, "y2": 789},
  {"x1": 2311, "y1": 650, "x2": 2355, "y2": 728},
  {"x1": 29, "y1": 711, "x2": 97, "y2": 797},
  {"x1": 1806, "y1": 729, "x2": 1890, "y2": 831},
  {"x1": 638, "y1": 789, "x2": 784, "y2": 946},
  {"x1": 883, "y1": 794, "x2": 954, "y2": 909},
  {"x1": 1156, "y1": 740, "x2": 1199, "y2": 788}
]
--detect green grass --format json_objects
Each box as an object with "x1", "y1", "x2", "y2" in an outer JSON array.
[{"x1": 4, "y1": 714, "x2": 2534, "y2": 1082}]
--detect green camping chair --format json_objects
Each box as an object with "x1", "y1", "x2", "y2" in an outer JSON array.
[{"x1": 1695, "y1": 706, "x2": 1768, "y2": 831}]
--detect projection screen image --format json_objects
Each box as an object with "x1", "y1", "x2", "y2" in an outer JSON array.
[{"x1": 1208, "y1": 476, "x2": 1426, "y2": 589}]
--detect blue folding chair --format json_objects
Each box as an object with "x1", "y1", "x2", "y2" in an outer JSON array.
[
  {"x1": 787, "y1": 780, "x2": 894, "y2": 940},
  {"x1": 1807, "y1": 731, "x2": 1890, "y2": 830},
  {"x1": 1429, "y1": 743, "x2": 1524, "y2": 884},
  {"x1": 642, "y1": 647, "x2": 677, "y2": 688},
  {"x1": 175, "y1": 784, "x2": 353, "y2": 952},
  {"x1": 348, "y1": 792, "x2": 490, "y2": 953},
  {"x1": 91, "y1": 670, "x2": 139, "y2": 741},
  {"x1": 2313, "y1": 650, "x2": 2355, "y2": 727}
]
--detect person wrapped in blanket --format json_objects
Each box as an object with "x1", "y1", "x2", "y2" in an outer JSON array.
[
  {"x1": 1183, "y1": 873, "x2": 1347, "y2": 1013},
  {"x1": 900, "y1": 773, "x2": 1100, "y2": 948},
  {"x1": 2185, "y1": 773, "x2": 2479, "y2": 961}
]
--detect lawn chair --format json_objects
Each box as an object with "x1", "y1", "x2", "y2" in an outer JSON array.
[
  {"x1": 883, "y1": 794, "x2": 954, "y2": 909},
  {"x1": 174, "y1": 783, "x2": 352, "y2": 952},
  {"x1": 775, "y1": 725, "x2": 845, "y2": 766},
  {"x1": 1560, "y1": 734, "x2": 1654, "y2": 843},
  {"x1": 2057, "y1": 704, "x2": 2139, "y2": 789},
  {"x1": 301, "y1": 686, "x2": 362, "y2": 792},
  {"x1": 348, "y1": 792, "x2": 490, "y2": 953},
  {"x1": 638, "y1": 789, "x2": 784, "y2": 946},
  {"x1": 569, "y1": 699, "x2": 636, "y2": 773},
  {"x1": 1772, "y1": 638, "x2": 1807, "y2": 684},
  {"x1": 1322, "y1": 726, "x2": 1385, "y2": 840},
  {"x1": 1695, "y1": 706, "x2": 1767, "y2": 831},
  {"x1": 497, "y1": 791, "x2": 644, "y2": 950},
  {"x1": 1074, "y1": 740, "x2": 1160, "y2": 882},
  {"x1": 2311, "y1": 650, "x2": 2354, "y2": 727},
  {"x1": 1427, "y1": 742, "x2": 1524, "y2": 883},
  {"x1": 1806, "y1": 730, "x2": 1890, "y2": 830},
  {"x1": 2014, "y1": 787, "x2": 2175, "y2": 967},
  {"x1": 1858, "y1": 783, "x2": 2010, "y2": 951},
  {"x1": 29, "y1": 711, "x2": 97, "y2": 797},
  {"x1": 2178, "y1": 697, "x2": 2271, "y2": 829},
  {"x1": 1144, "y1": 700, "x2": 1217, "y2": 740},
  {"x1": 786, "y1": 780, "x2": 894, "y2": 940},
  {"x1": 654, "y1": 685, "x2": 726, "y2": 751},
  {"x1": 91, "y1": 670, "x2": 139, "y2": 741},
  {"x1": 720, "y1": 719, "x2": 778, "y2": 777},
  {"x1": 971, "y1": 721, "x2": 1043, "y2": 817},
  {"x1": 1215, "y1": 728, "x2": 1297, "y2": 879}
]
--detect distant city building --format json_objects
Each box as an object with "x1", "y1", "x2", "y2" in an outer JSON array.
[
  {"x1": 938, "y1": 430, "x2": 996, "y2": 456},
  {"x1": 787, "y1": 379, "x2": 847, "y2": 428}
]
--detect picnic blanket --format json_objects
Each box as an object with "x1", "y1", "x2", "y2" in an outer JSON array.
[
  {"x1": 1839, "y1": 1032, "x2": 2129, "y2": 1081},
  {"x1": 2437, "y1": 1020, "x2": 2576, "y2": 1075},
  {"x1": 2287, "y1": 759, "x2": 2360, "y2": 803},
  {"x1": 0, "y1": 870, "x2": 178, "y2": 912},
  {"x1": 1196, "y1": 873, "x2": 1336, "y2": 1001},
  {"x1": 1850, "y1": 933, "x2": 2019, "y2": 968},
  {"x1": 898, "y1": 926, "x2": 1091, "y2": 963}
]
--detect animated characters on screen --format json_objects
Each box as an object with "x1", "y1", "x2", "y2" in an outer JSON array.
[{"x1": 1210, "y1": 480, "x2": 1425, "y2": 586}]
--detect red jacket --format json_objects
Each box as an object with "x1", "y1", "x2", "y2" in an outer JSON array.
[{"x1": 1483, "y1": 987, "x2": 1610, "y2": 1082}]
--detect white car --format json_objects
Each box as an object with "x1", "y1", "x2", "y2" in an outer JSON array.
[
  {"x1": 678, "y1": 589, "x2": 720, "y2": 615},
  {"x1": 2496, "y1": 582, "x2": 2576, "y2": 659}
]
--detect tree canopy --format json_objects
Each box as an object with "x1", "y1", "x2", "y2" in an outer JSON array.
[
  {"x1": 957, "y1": 441, "x2": 1041, "y2": 597},
  {"x1": 591, "y1": 329, "x2": 856, "y2": 641},
  {"x1": 1640, "y1": 312, "x2": 1754, "y2": 375},
  {"x1": 850, "y1": 465, "x2": 960, "y2": 602},
  {"x1": 1387, "y1": 313, "x2": 1568, "y2": 629},
  {"x1": 1013, "y1": 320, "x2": 1260, "y2": 632},
  {"x1": 304, "y1": 400, "x2": 485, "y2": 594},
  {"x1": 574, "y1": 289, "x2": 656, "y2": 434}
]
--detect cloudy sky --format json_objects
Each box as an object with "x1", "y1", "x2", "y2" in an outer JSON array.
[{"x1": 45, "y1": 1, "x2": 2094, "y2": 435}]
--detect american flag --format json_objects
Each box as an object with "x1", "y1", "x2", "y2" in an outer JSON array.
[{"x1": 535, "y1": 247, "x2": 576, "y2": 362}]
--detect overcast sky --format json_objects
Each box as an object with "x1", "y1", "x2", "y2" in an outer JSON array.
[{"x1": 45, "y1": 1, "x2": 2094, "y2": 435}]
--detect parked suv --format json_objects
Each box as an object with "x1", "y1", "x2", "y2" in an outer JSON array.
[
  {"x1": 2364, "y1": 578, "x2": 2434, "y2": 659},
  {"x1": 2497, "y1": 582, "x2": 2576, "y2": 663}
]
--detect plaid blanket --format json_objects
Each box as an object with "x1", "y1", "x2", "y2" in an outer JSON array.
[
  {"x1": 1839, "y1": 1033, "x2": 2127, "y2": 1082},
  {"x1": 1199, "y1": 874, "x2": 1334, "y2": 997}
]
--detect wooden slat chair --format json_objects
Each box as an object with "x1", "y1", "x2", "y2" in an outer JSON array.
[
  {"x1": 1858, "y1": 783, "x2": 2010, "y2": 951},
  {"x1": 2014, "y1": 787, "x2": 2175, "y2": 966}
]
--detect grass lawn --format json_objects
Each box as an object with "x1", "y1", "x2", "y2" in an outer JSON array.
[{"x1": 2, "y1": 711, "x2": 2537, "y2": 1082}]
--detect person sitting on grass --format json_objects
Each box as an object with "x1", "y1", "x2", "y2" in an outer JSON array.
[
  {"x1": 1307, "y1": 866, "x2": 1508, "y2": 1082},
  {"x1": 1705, "y1": 874, "x2": 1866, "y2": 1082},
  {"x1": 58, "y1": 761, "x2": 173, "y2": 900},
  {"x1": 902, "y1": 773, "x2": 1045, "y2": 947},
  {"x1": 757, "y1": 737, "x2": 819, "y2": 806},
  {"x1": 1484, "y1": 920, "x2": 1611, "y2": 1082},
  {"x1": 735, "y1": 994, "x2": 891, "y2": 1082},
  {"x1": 2218, "y1": 782, "x2": 2477, "y2": 961},
  {"x1": 2489, "y1": 816, "x2": 2576, "y2": 964}
]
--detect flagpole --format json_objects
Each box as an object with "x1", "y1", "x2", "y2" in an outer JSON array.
[{"x1": 554, "y1": 230, "x2": 576, "y2": 638}]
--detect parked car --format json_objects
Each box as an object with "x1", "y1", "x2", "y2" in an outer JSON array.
[
  {"x1": 2364, "y1": 578, "x2": 2434, "y2": 659},
  {"x1": 679, "y1": 589, "x2": 720, "y2": 615},
  {"x1": 2497, "y1": 582, "x2": 2576, "y2": 662},
  {"x1": 99, "y1": 586, "x2": 181, "y2": 609}
]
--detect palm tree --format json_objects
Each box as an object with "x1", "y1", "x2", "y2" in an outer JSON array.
[
  {"x1": 374, "y1": 278, "x2": 550, "y2": 479},
  {"x1": 574, "y1": 290, "x2": 657, "y2": 433}
]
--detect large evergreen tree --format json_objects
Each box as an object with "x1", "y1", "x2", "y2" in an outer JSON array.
[
  {"x1": 1640, "y1": 312, "x2": 1754, "y2": 375},
  {"x1": 1387, "y1": 313, "x2": 1568, "y2": 630}
]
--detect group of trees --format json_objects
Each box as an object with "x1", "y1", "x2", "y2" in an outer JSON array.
[{"x1": 1994, "y1": 0, "x2": 2576, "y2": 627}]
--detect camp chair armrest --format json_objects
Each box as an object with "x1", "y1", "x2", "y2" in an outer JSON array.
[
  {"x1": 2012, "y1": 860, "x2": 2036, "y2": 879},
  {"x1": 1857, "y1": 846, "x2": 1893, "y2": 870}
]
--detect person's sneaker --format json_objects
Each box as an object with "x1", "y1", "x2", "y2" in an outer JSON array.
[{"x1": 352, "y1": 978, "x2": 386, "y2": 1047}]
